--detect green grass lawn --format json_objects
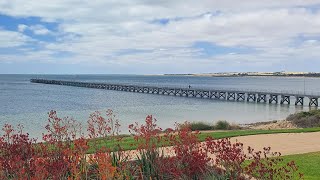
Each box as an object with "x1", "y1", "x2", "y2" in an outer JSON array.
[
  {"x1": 282, "y1": 152, "x2": 320, "y2": 180},
  {"x1": 87, "y1": 127, "x2": 320, "y2": 153}
]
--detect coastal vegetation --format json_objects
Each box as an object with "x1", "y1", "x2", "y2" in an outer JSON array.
[
  {"x1": 286, "y1": 109, "x2": 320, "y2": 128},
  {"x1": 0, "y1": 110, "x2": 305, "y2": 179},
  {"x1": 183, "y1": 120, "x2": 241, "y2": 131}
]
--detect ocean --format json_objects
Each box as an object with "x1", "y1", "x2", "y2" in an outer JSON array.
[{"x1": 0, "y1": 74, "x2": 319, "y2": 138}]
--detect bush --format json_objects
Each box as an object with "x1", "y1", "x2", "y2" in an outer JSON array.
[
  {"x1": 189, "y1": 122, "x2": 213, "y2": 131},
  {"x1": 214, "y1": 120, "x2": 230, "y2": 130},
  {"x1": 178, "y1": 121, "x2": 242, "y2": 131},
  {"x1": 286, "y1": 109, "x2": 320, "y2": 128}
]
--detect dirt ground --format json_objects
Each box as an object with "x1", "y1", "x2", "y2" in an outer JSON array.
[{"x1": 230, "y1": 131, "x2": 320, "y2": 155}]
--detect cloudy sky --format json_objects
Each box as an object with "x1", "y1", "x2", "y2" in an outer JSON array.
[{"x1": 1, "y1": 1, "x2": 320, "y2": 74}]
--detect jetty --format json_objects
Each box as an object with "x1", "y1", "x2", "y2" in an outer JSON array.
[{"x1": 30, "y1": 79, "x2": 320, "y2": 107}]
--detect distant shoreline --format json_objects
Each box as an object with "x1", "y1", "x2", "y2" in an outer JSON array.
[{"x1": 163, "y1": 73, "x2": 320, "y2": 78}]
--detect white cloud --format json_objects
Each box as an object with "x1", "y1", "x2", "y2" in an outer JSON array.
[
  {"x1": 0, "y1": 29, "x2": 30, "y2": 47},
  {"x1": 1, "y1": 0, "x2": 319, "y2": 22},
  {"x1": 29, "y1": 25, "x2": 51, "y2": 35},
  {"x1": 17, "y1": 24, "x2": 27, "y2": 32},
  {"x1": 17, "y1": 24, "x2": 52, "y2": 35},
  {"x1": 1, "y1": 0, "x2": 320, "y2": 72}
]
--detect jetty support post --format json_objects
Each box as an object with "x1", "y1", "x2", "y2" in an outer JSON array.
[
  {"x1": 227, "y1": 92, "x2": 236, "y2": 101},
  {"x1": 153, "y1": 88, "x2": 159, "y2": 94},
  {"x1": 137, "y1": 87, "x2": 143, "y2": 93},
  {"x1": 188, "y1": 90, "x2": 195, "y2": 97},
  {"x1": 181, "y1": 89, "x2": 188, "y2": 97},
  {"x1": 219, "y1": 92, "x2": 226, "y2": 100},
  {"x1": 247, "y1": 93, "x2": 256, "y2": 102},
  {"x1": 195, "y1": 90, "x2": 203, "y2": 98},
  {"x1": 309, "y1": 97, "x2": 319, "y2": 107},
  {"x1": 257, "y1": 94, "x2": 267, "y2": 103},
  {"x1": 280, "y1": 95, "x2": 291, "y2": 105},
  {"x1": 210, "y1": 91, "x2": 219, "y2": 99},
  {"x1": 174, "y1": 89, "x2": 181, "y2": 96},
  {"x1": 269, "y1": 94, "x2": 278, "y2": 104},
  {"x1": 143, "y1": 87, "x2": 149, "y2": 93},
  {"x1": 236, "y1": 92, "x2": 245, "y2": 101},
  {"x1": 168, "y1": 89, "x2": 175, "y2": 96},
  {"x1": 295, "y1": 96, "x2": 304, "y2": 105},
  {"x1": 158, "y1": 88, "x2": 164, "y2": 95},
  {"x1": 203, "y1": 91, "x2": 210, "y2": 98},
  {"x1": 147, "y1": 87, "x2": 153, "y2": 93}
]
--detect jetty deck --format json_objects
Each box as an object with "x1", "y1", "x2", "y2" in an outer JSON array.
[{"x1": 30, "y1": 79, "x2": 320, "y2": 107}]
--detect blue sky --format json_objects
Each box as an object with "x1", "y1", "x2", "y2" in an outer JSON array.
[{"x1": 1, "y1": 1, "x2": 320, "y2": 74}]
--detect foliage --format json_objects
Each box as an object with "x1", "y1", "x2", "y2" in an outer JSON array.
[
  {"x1": 188, "y1": 121, "x2": 213, "y2": 131},
  {"x1": 180, "y1": 120, "x2": 241, "y2": 131},
  {"x1": 287, "y1": 109, "x2": 320, "y2": 128},
  {"x1": 214, "y1": 120, "x2": 231, "y2": 130},
  {"x1": 0, "y1": 110, "x2": 303, "y2": 179}
]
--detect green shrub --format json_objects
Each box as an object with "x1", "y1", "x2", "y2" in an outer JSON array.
[
  {"x1": 214, "y1": 120, "x2": 230, "y2": 130},
  {"x1": 189, "y1": 122, "x2": 213, "y2": 131},
  {"x1": 286, "y1": 109, "x2": 320, "y2": 128}
]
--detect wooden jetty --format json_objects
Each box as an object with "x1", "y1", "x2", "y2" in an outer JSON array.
[{"x1": 30, "y1": 79, "x2": 320, "y2": 107}]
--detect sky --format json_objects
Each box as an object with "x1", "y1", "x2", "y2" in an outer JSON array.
[{"x1": 1, "y1": 1, "x2": 320, "y2": 74}]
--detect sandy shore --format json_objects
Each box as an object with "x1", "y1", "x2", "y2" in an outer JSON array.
[
  {"x1": 245, "y1": 120, "x2": 297, "y2": 130},
  {"x1": 230, "y1": 131, "x2": 320, "y2": 156}
]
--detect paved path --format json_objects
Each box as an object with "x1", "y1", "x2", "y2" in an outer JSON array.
[{"x1": 230, "y1": 131, "x2": 320, "y2": 155}]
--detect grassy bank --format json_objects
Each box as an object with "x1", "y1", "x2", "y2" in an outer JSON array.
[
  {"x1": 88, "y1": 127, "x2": 320, "y2": 153},
  {"x1": 282, "y1": 151, "x2": 320, "y2": 180}
]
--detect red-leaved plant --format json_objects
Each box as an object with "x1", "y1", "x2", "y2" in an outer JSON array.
[{"x1": 0, "y1": 110, "x2": 303, "y2": 180}]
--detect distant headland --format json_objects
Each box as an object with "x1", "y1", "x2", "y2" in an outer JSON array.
[{"x1": 164, "y1": 71, "x2": 320, "y2": 77}]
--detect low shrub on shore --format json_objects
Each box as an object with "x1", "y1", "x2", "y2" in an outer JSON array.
[
  {"x1": 214, "y1": 120, "x2": 241, "y2": 130},
  {"x1": 286, "y1": 109, "x2": 320, "y2": 128},
  {"x1": 184, "y1": 120, "x2": 242, "y2": 131},
  {"x1": 187, "y1": 121, "x2": 213, "y2": 131},
  {"x1": 0, "y1": 110, "x2": 302, "y2": 179},
  {"x1": 214, "y1": 120, "x2": 230, "y2": 130}
]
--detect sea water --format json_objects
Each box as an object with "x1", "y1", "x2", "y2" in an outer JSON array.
[{"x1": 0, "y1": 74, "x2": 319, "y2": 138}]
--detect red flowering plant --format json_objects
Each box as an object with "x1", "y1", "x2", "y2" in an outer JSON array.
[
  {"x1": 87, "y1": 109, "x2": 121, "y2": 150},
  {"x1": 205, "y1": 137, "x2": 304, "y2": 179},
  {"x1": 0, "y1": 124, "x2": 37, "y2": 179},
  {"x1": 168, "y1": 122, "x2": 212, "y2": 179},
  {"x1": 39, "y1": 110, "x2": 89, "y2": 179},
  {"x1": 128, "y1": 115, "x2": 175, "y2": 179},
  {"x1": 244, "y1": 146, "x2": 303, "y2": 179},
  {"x1": 0, "y1": 110, "x2": 303, "y2": 180},
  {"x1": 87, "y1": 109, "x2": 129, "y2": 179}
]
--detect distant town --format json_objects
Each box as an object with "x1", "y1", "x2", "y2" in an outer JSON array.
[{"x1": 164, "y1": 71, "x2": 320, "y2": 77}]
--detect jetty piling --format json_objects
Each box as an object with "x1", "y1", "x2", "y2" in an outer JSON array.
[{"x1": 236, "y1": 93, "x2": 246, "y2": 101}]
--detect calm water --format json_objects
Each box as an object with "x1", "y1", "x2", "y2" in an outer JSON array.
[{"x1": 0, "y1": 74, "x2": 319, "y2": 138}]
